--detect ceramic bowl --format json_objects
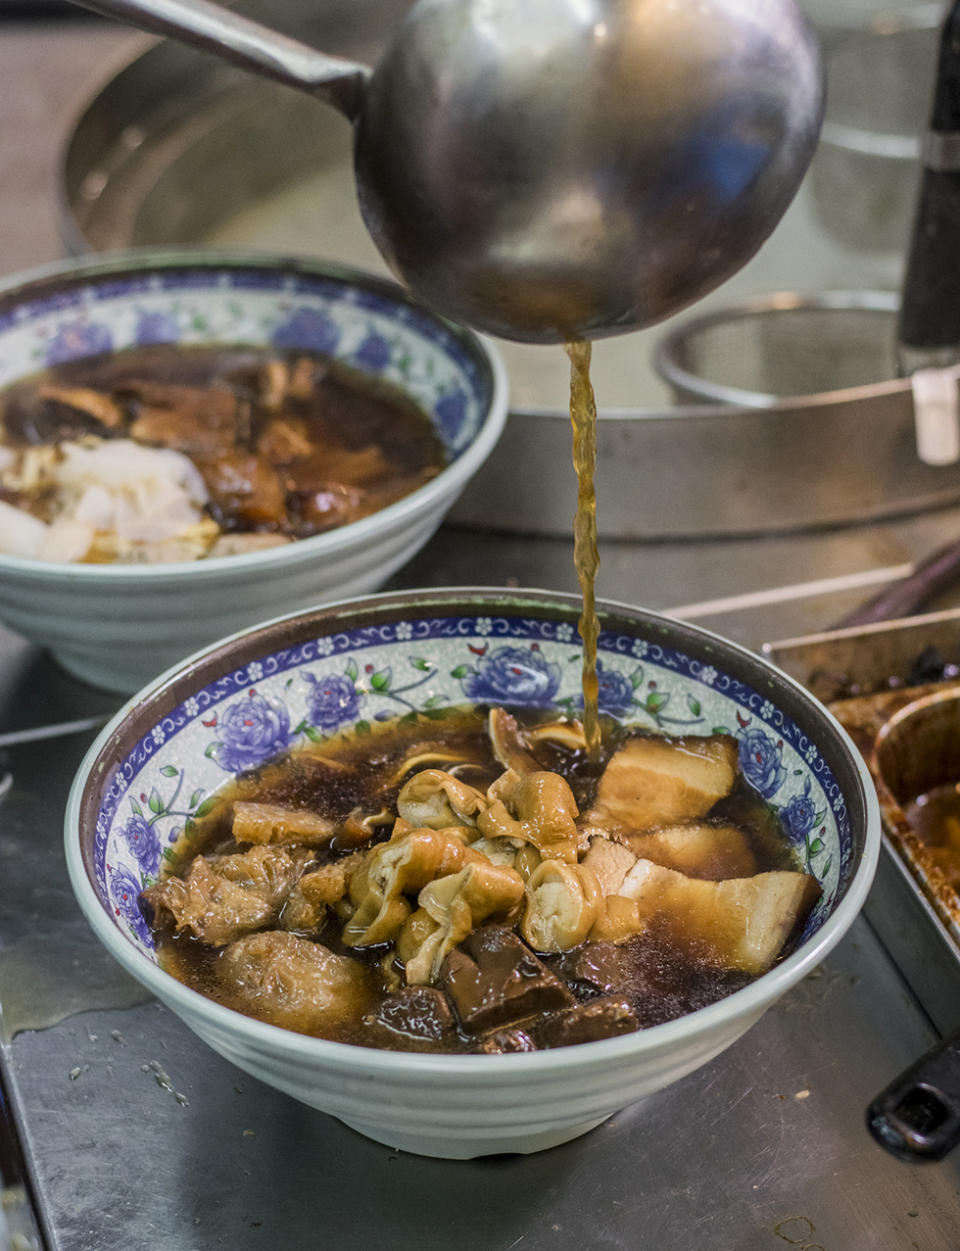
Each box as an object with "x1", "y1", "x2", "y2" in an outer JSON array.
[
  {"x1": 0, "y1": 251, "x2": 507, "y2": 692},
  {"x1": 65, "y1": 588, "x2": 881, "y2": 1159}
]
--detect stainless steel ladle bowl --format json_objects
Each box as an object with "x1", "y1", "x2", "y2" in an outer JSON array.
[{"x1": 73, "y1": 0, "x2": 824, "y2": 343}]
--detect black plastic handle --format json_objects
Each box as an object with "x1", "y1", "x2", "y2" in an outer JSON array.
[
  {"x1": 833, "y1": 538, "x2": 960, "y2": 629},
  {"x1": 867, "y1": 1027, "x2": 960, "y2": 1161}
]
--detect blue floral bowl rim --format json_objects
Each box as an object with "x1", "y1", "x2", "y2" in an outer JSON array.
[
  {"x1": 0, "y1": 247, "x2": 509, "y2": 580},
  {"x1": 64, "y1": 586, "x2": 882, "y2": 1075}
]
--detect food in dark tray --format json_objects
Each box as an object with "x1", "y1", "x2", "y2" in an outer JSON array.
[
  {"x1": 0, "y1": 344, "x2": 445, "y2": 563},
  {"x1": 140, "y1": 706, "x2": 820, "y2": 1054}
]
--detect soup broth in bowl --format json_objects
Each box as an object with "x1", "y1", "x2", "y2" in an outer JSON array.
[
  {"x1": 0, "y1": 251, "x2": 506, "y2": 691},
  {"x1": 66, "y1": 588, "x2": 880, "y2": 1157}
]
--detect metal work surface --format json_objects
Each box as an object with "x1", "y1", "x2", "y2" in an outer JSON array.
[{"x1": 2, "y1": 13, "x2": 960, "y2": 1251}]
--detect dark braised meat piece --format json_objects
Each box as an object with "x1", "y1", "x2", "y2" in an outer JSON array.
[
  {"x1": 440, "y1": 925, "x2": 573, "y2": 1033},
  {"x1": 537, "y1": 998, "x2": 638, "y2": 1049},
  {"x1": 256, "y1": 415, "x2": 314, "y2": 464},
  {"x1": 555, "y1": 941, "x2": 630, "y2": 998},
  {"x1": 284, "y1": 445, "x2": 397, "y2": 494},
  {"x1": 287, "y1": 483, "x2": 369, "y2": 536},
  {"x1": 479, "y1": 1025, "x2": 538, "y2": 1054},
  {"x1": 122, "y1": 380, "x2": 258, "y2": 457},
  {"x1": 124, "y1": 382, "x2": 250, "y2": 457},
  {"x1": 368, "y1": 986, "x2": 456, "y2": 1044},
  {"x1": 196, "y1": 450, "x2": 288, "y2": 530},
  {"x1": 2, "y1": 387, "x2": 125, "y2": 445},
  {"x1": 140, "y1": 844, "x2": 309, "y2": 947}
]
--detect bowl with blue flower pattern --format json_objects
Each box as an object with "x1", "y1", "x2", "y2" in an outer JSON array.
[
  {"x1": 66, "y1": 587, "x2": 881, "y2": 1159},
  {"x1": 0, "y1": 250, "x2": 507, "y2": 692}
]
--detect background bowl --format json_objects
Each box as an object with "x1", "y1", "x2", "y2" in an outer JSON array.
[
  {"x1": 65, "y1": 587, "x2": 881, "y2": 1159},
  {"x1": 0, "y1": 250, "x2": 507, "y2": 692}
]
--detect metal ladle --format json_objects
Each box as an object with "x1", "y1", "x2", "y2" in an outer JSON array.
[{"x1": 72, "y1": 0, "x2": 824, "y2": 344}]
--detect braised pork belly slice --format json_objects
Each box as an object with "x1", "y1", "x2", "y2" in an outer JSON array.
[
  {"x1": 624, "y1": 823, "x2": 758, "y2": 880},
  {"x1": 582, "y1": 837, "x2": 638, "y2": 896},
  {"x1": 594, "y1": 860, "x2": 820, "y2": 974},
  {"x1": 140, "y1": 844, "x2": 310, "y2": 947},
  {"x1": 218, "y1": 931, "x2": 375, "y2": 1034},
  {"x1": 232, "y1": 800, "x2": 337, "y2": 847},
  {"x1": 583, "y1": 733, "x2": 738, "y2": 833}
]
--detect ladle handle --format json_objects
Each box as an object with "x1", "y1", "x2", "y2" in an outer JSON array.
[{"x1": 71, "y1": 0, "x2": 371, "y2": 120}]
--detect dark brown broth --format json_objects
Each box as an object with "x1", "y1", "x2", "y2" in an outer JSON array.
[
  {"x1": 151, "y1": 708, "x2": 804, "y2": 1052},
  {"x1": 0, "y1": 343, "x2": 446, "y2": 543}
]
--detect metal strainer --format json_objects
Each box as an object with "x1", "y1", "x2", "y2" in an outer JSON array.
[{"x1": 652, "y1": 290, "x2": 900, "y2": 407}]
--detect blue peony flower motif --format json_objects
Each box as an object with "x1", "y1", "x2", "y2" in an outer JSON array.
[
  {"x1": 461, "y1": 645, "x2": 561, "y2": 705},
  {"x1": 353, "y1": 331, "x2": 391, "y2": 372},
  {"x1": 110, "y1": 865, "x2": 152, "y2": 945},
  {"x1": 579, "y1": 660, "x2": 634, "y2": 717},
  {"x1": 45, "y1": 320, "x2": 113, "y2": 366},
  {"x1": 738, "y1": 726, "x2": 787, "y2": 799},
  {"x1": 304, "y1": 671, "x2": 364, "y2": 732},
  {"x1": 271, "y1": 306, "x2": 340, "y2": 354},
  {"x1": 211, "y1": 691, "x2": 292, "y2": 773},
  {"x1": 781, "y1": 780, "x2": 818, "y2": 841},
  {"x1": 434, "y1": 388, "x2": 468, "y2": 444},
  {"x1": 124, "y1": 813, "x2": 162, "y2": 877},
  {"x1": 134, "y1": 309, "x2": 180, "y2": 345}
]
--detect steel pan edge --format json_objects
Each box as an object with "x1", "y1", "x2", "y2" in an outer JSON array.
[{"x1": 448, "y1": 379, "x2": 960, "y2": 538}]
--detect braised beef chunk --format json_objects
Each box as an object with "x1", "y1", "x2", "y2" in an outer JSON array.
[
  {"x1": 479, "y1": 1025, "x2": 538, "y2": 1054},
  {"x1": 440, "y1": 926, "x2": 574, "y2": 1033},
  {"x1": 369, "y1": 986, "x2": 456, "y2": 1044},
  {"x1": 196, "y1": 451, "x2": 288, "y2": 530},
  {"x1": 538, "y1": 998, "x2": 638, "y2": 1048},
  {"x1": 555, "y1": 942, "x2": 629, "y2": 998}
]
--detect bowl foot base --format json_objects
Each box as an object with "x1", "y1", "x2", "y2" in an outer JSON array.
[{"x1": 336, "y1": 1112, "x2": 613, "y2": 1159}]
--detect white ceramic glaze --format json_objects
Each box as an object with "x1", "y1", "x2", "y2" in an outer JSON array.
[
  {"x1": 65, "y1": 588, "x2": 881, "y2": 1158},
  {"x1": 0, "y1": 251, "x2": 508, "y2": 692}
]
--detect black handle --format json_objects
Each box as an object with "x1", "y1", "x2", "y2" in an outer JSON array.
[
  {"x1": 867, "y1": 1027, "x2": 960, "y2": 1161},
  {"x1": 832, "y1": 537, "x2": 960, "y2": 629}
]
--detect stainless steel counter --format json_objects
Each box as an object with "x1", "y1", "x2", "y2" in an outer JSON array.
[{"x1": 3, "y1": 15, "x2": 960, "y2": 1251}]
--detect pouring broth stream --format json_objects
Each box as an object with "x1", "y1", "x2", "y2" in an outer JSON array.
[{"x1": 566, "y1": 340, "x2": 601, "y2": 759}]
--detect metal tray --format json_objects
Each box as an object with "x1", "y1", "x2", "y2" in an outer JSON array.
[
  {"x1": 765, "y1": 610, "x2": 960, "y2": 1035},
  {"x1": 57, "y1": 2, "x2": 960, "y2": 538}
]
